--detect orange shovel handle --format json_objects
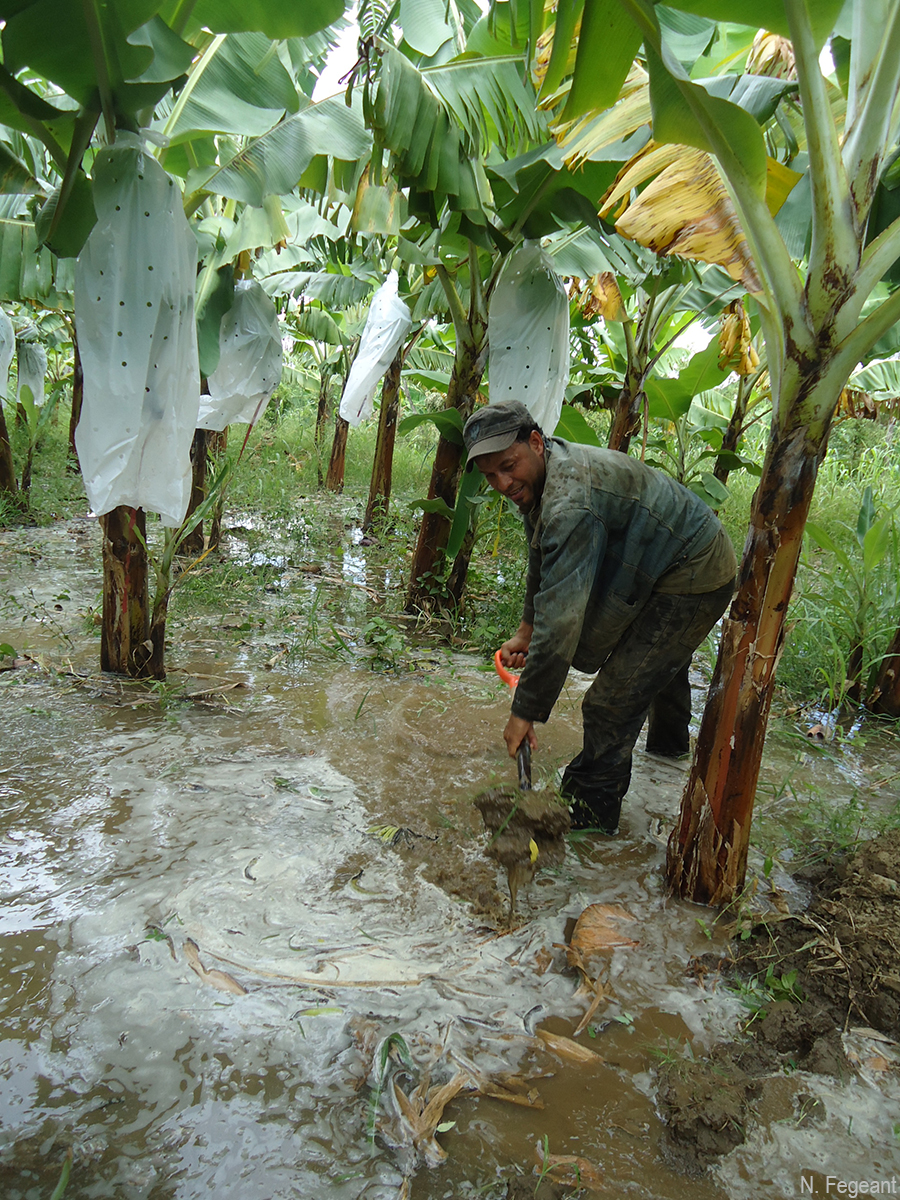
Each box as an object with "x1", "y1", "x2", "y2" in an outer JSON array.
[{"x1": 493, "y1": 648, "x2": 520, "y2": 689}]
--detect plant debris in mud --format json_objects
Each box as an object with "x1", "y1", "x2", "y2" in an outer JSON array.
[
  {"x1": 658, "y1": 830, "x2": 900, "y2": 1174},
  {"x1": 734, "y1": 828, "x2": 900, "y2": 1040}
]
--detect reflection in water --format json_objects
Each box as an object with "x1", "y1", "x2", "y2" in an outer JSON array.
[{"x1": 1, "y1": 521, "x2": 899, "y2": 1199}]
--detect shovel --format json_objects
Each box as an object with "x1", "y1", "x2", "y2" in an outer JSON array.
[{"x1": 473, "y1": 651, "x2": 571, "y2": 919}]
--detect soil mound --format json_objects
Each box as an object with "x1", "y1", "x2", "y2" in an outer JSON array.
[{"x1": 657, "y1": 829, "x2": 900, "y2": 1172}]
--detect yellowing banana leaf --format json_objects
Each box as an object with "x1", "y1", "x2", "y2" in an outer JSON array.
[
  {"x1": 599, "y1": 140, "x2": 685, "y2": 218},
  {"x1": 765, "y1": 157, "x2": 804, "y2": 217},
  {"x1": 610, "y1": 147, "x2": 763, "y2": 294},
  {"x1": 556, "y1": 63, "x2": 650, "y2": 165},
  {"x1": 352, "y1": 170, "x2": 405, "y2": 236}
]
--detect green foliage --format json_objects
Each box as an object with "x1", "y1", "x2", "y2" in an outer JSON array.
[
  {"x1": 786, "y1": 483, "x2": 900, "y2": 707},
  {"x1": 49, "y1": 1148, "x2": 72, "y2": 1200},
  {"x1": 367, "y1": 1031, "x2": 414, "y2": 1146},
  {"x1": 363, "y1": 615, "x2": 406, "y2": 669},
  {"x1": 734, "y1": 965, "x2": 804, "y2": 1025}
]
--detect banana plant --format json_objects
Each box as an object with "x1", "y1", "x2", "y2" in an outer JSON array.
[
  {"x1": 504, "y1": 0, "x2": 900, "y2": 903},
  {"x1": 0, "y1": 0, "x2": 351, "y2": 677}
]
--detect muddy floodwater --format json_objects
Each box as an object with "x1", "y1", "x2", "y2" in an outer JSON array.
[{"x1": 2, "y1": 512, "x2": 900, "y2": 1199}]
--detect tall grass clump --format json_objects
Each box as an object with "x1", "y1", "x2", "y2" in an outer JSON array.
[{"x1": 772, "y1": 420, "x2": 900, "y2": 708}]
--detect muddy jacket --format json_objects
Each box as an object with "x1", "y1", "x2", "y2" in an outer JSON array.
[{"x1": 511, "y1": 438, "x2": 722, "y2": 724}]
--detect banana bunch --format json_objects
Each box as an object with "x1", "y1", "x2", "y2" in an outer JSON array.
[
  {"x1": 747, "y1": 29, "x2": 796, "y2": 80},
  {"x1": 718, "y1": 299, "x2": 759, "y2": 375}
]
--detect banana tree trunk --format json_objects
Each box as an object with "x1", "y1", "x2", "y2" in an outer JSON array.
[
  {"x1": 315, "y1": 371, "x2": 331, "y2": 488},
  {"x1": 0, "y1": 401, "x2": 15, "y2": 496},
  {"x1": 446, "y1": 520, "x2": 478, "y2": 609},
  {"x1": 405, "y1": 342, "x2": 484, "y2": 611},
  {"x1": 666, "y1": 418, "x2": 828, "y2": 905},
  {"x1": 68, "y1": 337, "x2": 83, "y2": 472},
  {"x1": 326, "y1": 415, "x2": 349, "y2": 492},
  {"x1": 606, "y1": 377, "x2": 645, "y2": 454},
  {"x1": 868, "y1": 627, "x2": 900, "y2": 717},
  {"x1": 208, "y1": 427, "x2": 228, "y2": 551},
  {"x1": 363, "y1": 353, "x2": 402, "y2": 532},
  {"x1": 406, "y1": 250, "x2": 487, "y2": 612},
  {"x1": 181, "y1": 427, "x2": 208, "y2": 556},
  {"x1": 607, "y1": 321, "x2": 647, "y2": 455},
  {"x1": 100, "y1": 505, "x2": 158, "y2": 678}
]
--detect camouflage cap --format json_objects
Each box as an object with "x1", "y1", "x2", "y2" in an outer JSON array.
[{"x1": 462, "y1": 400, "x2": 535, "y2": 465}]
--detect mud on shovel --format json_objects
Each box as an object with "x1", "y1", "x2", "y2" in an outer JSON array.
[{"x1": 473, "y1": 651, "x2": 570, "y2": 920}]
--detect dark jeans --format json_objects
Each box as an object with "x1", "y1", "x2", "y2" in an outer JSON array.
[{"x1": 561, "y1": 579, "x2": 734, "y2": 832}]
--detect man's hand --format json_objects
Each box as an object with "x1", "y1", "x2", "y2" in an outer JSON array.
[
  {"x1": 504, "y1": 714, "x2": 537, "y2": 758},
  {"x1": 500, "y1": 621, "x2": 533, "y2": 671}
]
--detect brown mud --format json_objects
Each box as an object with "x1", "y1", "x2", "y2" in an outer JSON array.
[
  {"x1": 659, "y1": 829, "x2": 900, "y2": 1173},
  {"x1": 474, "y1": 787, "x2": 571, "y2": 917}
]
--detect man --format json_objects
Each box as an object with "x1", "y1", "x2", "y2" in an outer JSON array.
[{"x1": 463, "y1": 399, "x2": 736, "y2": 834}]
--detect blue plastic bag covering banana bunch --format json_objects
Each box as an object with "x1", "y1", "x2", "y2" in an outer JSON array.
[
  {"x1": 74, "y1": 133, "x2": 199, "y2": 527},
  {"x1": 198, "y1": 281, "x2": 283, "y2": 431},
  {"x1": 487, "y1": 241, "x2": 569, "y2": 435},
  {"x1": 0, "y1": 309, "x2": 13, "y2": 398},
  {"x1": 15, "y1": 331, "x2": 47, "y2": 407},
  {"x1": 339, "y1": 270, "x2": 412, "y2": 426}
]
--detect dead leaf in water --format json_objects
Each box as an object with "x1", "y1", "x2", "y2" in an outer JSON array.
[
  {"x1": 183, "y1": 939, "x2": 247, "y2": 995},
  {"x1": 534, "y1": 1147, "x2": 604, "y2": 1191},
  {"x1": 535, "y1": 1029, "x2": 603, "y2": 1064},
  {"x1": 568, "y1": 903, "x2": 639, "y2": 965},
  {"x1": 451, "y1": 1055, "x2": 545, "y2": 1108},
  {"x1": 865, "y1": 1055, "x2": 892, "y2": 1073},
  {"x1": 391, "y1": 1072, "x2": 467, "y2": 1167}
]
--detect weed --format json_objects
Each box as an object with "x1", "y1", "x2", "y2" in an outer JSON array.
[
  {"x1": 363, "y1": 615, "x2": 405, "y2": 669},
  {"x1": 535, "y1": 1134, "x2": 552, "y2": 1192},
  {"x1": 733, "y1": 965, "x2": 805, "y2": 1026},
  {"x1": 646, "y1": 1036, "x2": 691, "y2": 1066},
  {"x1": 366, "y1": 1032, "x2": 413, "y2": 1149},
  {"x1": 49, "y1": 1148, "x2": 72, "y2": 1200},
  {"x1": 751, "y1": 777, "x2": 896, "y2": 871}
]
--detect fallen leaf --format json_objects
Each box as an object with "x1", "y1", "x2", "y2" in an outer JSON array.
[
  {"x1": 451, "y1": 1056, "x2": 546, "y2": 1108},
  {"x1": 535, "y1": 1149, "x2": 604, "y2": 1191},
  {"x1": 183, "y1": 939, "x2": 247, "y2": 995},
  {"x1": 391, "y1": 1072, "x2": 467, "y2": 1167},
  {"x1": 534, "y1": 945, "x2": 553, "y2": 976},
  {"x1": 865, "y1": 1055, "x2": 892, "y2": 1073},
  {"x1": 535, "y1": 1029, "x2": 603, "y2": 1064},
  {"x1": 573, "y1": 976, "x2": 612, "y2": 1037},
  {"x1": 569, "y1": 903, "x2": 640, "y2": 966}
]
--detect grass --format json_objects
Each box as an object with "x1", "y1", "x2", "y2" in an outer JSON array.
[
  {"x1": 751, "y1": 775, "x2": 900, "y2": 872},
  {"x1": 717, "y1": 417, "x2": 900, "y2": 711},
  {"x1": 2, "y1": 406, "x2": 86, "y2": 524}
]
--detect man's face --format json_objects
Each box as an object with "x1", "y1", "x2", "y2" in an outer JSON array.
[{"x1": 474, "y1": 430, "x2": 546, "y2": 510}]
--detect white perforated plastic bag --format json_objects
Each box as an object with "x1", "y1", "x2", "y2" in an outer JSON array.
[
  {"x1": 74, "y1": 133, "x2": 199, "y2": 526},
  {"x1": 339, "y1": 270, "x2": 412, "y2": 426},
  {"x1": 488, "y1": 241, "x2": 569, "y2": 434},
  {"x1": 16, "y1": 335, "x2": 47, "y2": 407},
  {"x1": 198, "y1": 281, "x2": 283, "y2": 431},
  {"x1": 0, "y1": 310, "x2": 13, "y2": 398}
]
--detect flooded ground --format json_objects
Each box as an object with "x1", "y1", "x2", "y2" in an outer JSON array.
[{"x1": 2, "y1": 510, "x2": 900, "y2": 1199}]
